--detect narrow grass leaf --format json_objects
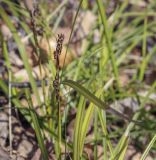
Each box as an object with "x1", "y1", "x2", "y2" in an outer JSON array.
[
  {"x1": 140, "y1": 134, "x2": 156, "y2": 160},
  {"x1": 62, "y1": 80, "x2": 132, "y2": 122},
  {"x1": 25, "y1": 89, "x2": 49, "y2": 160},
  {"x1": 62, "y1": 80, "x2": 108, "y2": 110},
  {"x1": 110, "y1": 135, "x2": 129, "y2": 160},
  {"x1": 98, "y1": 109, "x2": 113, "y2": 155},
  {"x1": 61, "y1": 0, "x2": 83, "y2": 75},
  {"x1": 96, "y1": 0, "x2": 119, "y2": 86},
  {"x1": 73, "y1": 96, "x2": 85, "y2": 160},
  {"x1": 80, "y1": 102, "x2": 94, "y2": 156},
  {"x1": 0, "y1": 7, "x2": 42, "y2": 107}
]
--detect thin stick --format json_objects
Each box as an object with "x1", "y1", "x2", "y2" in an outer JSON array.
[{"x1": 8, "y1": 67, "x2": 12, "y2": 156}]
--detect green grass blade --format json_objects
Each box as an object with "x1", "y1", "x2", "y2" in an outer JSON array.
[
  {"x1": 138, "y1": 48, "x2": 154, "y2": 82},
  {"x1": 0, "y1": 7, "x2": 42, "y2": 107},
  {"x1": 112, "y1": 81, "x2": 156, "y2": 160},
  {"x1": 96, "y1": 0, "x2": 119, "y2": 86},
  {"x1": 140, "y1": 134, "x2": 156, "y2": 160},
  {"x1": 62, "y1": 80, "x2": 108, "y2": 110},
  {"x1": 61, "y1": 0, "x2": 83, "y2": 75},
  {"x1": 62, "y1": 80, "x2": 132, "y2": 122},
  {"x1": 97, "y1": 109, "x2": 113, "y2": 155},
  {"x1": 80, "y1": 101, "x2": 94, "y2": 156},
  {"x1": 79, "y1": 88, "x2": 113, "y2": 157},
  {"x1": 0, "y1": 79, "x2": 33, "y2": 124},
  {"x1": 110, "y1": 135, "x2": 129, "y2": 160},
  {"x1": 73, "y1": 96, "x2": 85, "y2": 160},
  {"x1": 94, "y1": 109, "x2": 98, "y2": 159},
  {"x1": 2, "y1": 36, "x2": 13, "y2": 154},
  {"x1": 142, "y1": 12, "x2": 147, "y2": 58},
  {"x1": 25, "y1": 89, "x2": 49, "y2": 160}
]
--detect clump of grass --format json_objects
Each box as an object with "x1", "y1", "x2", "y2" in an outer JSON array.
[{"x1": 0, "y1": 0, "x2": 156, "y2": 159}]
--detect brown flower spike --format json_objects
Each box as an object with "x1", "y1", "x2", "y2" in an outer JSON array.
[{"x1": 53, "y1": 34, "x2": 64, "y2": 100}]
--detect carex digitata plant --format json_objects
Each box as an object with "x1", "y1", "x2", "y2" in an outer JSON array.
[
  {"x1": 53, "y1": 34, "x2": 64, "y2": 159},
  {"x1": 1, "y1": 1, "x2": 156, "y2": 159},
  {"x1": 30, "y1": 3, "x2": 65, "y2": 159}
]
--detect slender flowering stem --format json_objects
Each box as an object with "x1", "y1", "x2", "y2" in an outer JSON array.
[{"x1": 53, "y1": 34, "x2": 64, "y2": 159}]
